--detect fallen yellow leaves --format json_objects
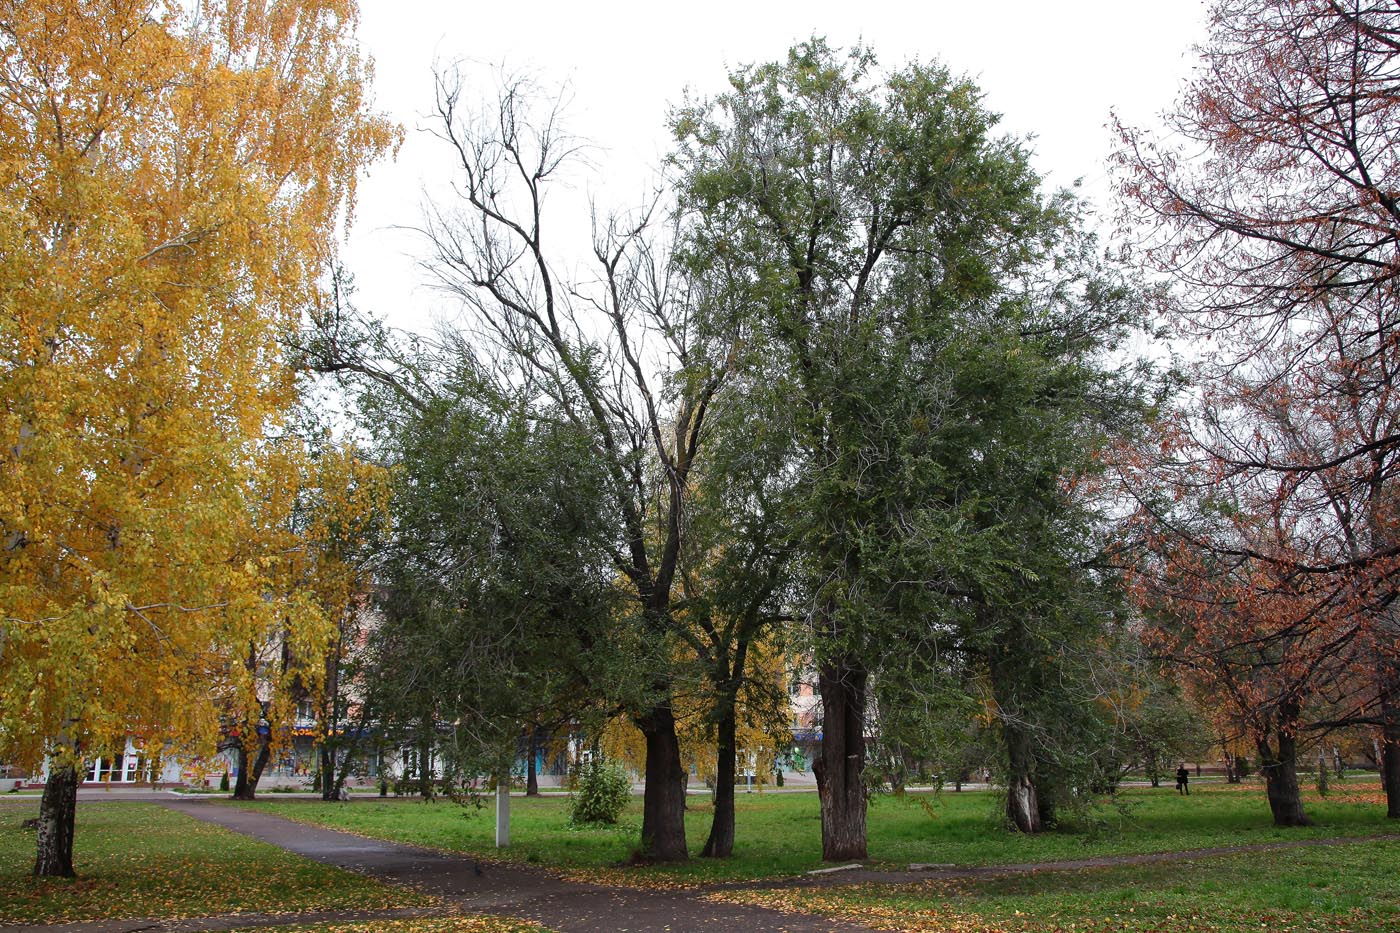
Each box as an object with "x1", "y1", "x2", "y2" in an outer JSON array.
[{"x1": 234, "y1": 920, "x2": 548, "y2": 933}]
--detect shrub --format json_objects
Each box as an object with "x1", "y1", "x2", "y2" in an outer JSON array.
[
  {"x1": 568, "y1": 758, "x2": 631, "y2": 825},
  {"x1": 219, "y1": 770, "x2": 230, "y2": 792}
]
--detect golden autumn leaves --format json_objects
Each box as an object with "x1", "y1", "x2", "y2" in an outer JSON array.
[{"x1": 0, "y1": 0, "x2": 398, "y2": 779}]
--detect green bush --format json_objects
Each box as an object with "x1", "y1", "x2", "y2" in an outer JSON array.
[
  {"x1": 568, "y1": 758, "x2": 631, "y2": 825},
  {"x1": 219, "y1": 770, "x2": 230, "y2": 792}
]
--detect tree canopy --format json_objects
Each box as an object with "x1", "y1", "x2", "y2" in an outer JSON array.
[{"x1": 0, "y1": 0, "x2": 396, "y2": 875}]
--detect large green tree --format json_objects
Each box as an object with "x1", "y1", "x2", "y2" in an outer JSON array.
[
  {"x1": 673, "y1": 40, "x2": 1144, "y2": 854},
  {"x1": 364, "y1": 384, "x2": 621, "y2": 791}
]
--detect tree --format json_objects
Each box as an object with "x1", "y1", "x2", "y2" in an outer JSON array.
[
  {"x1": 673, "y1": 346, "x2": 797, "y2": 858},
  {"x1": 0, "y1": 0, "x2": 395, "y2": 875},
  {"x1": 307, "y1": 68, "x2": 729, "y2": 861},
  {"x1": 673, "y1": 40, "x2": 1144, "y2": 854},
  {"x1": 297, "y1": 442, "x2": 392, "y2": 802},
  {"x1": 1120, "y1": 429, "x2": 1370, "y2": 827},
  {"x1": 1115, "y1": 0, "x2": 1400, "y2": 817},
  {"x1": 1102, "y1": 640, "x2": 1212, "y2": 788},
  {"x1": 363, "y1": 381, "x2": 621, "y2": 799}
]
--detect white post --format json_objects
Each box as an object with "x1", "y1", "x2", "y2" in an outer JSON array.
[{"x1": 495, "y1": 779, "x2": 510, "y2": 848}]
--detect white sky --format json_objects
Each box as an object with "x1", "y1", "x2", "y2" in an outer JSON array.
[{"x1": 343, "y1": 0, "x2": 1212, "y2": 332}]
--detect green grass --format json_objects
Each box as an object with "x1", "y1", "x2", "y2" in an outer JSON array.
[
  {"x1": 238, "y1": 778, "x2": 1399, "y2": 886},
  {"x1": 0, "y1": 802, "x2": 430, "y2": 923},
  {"x1": 715, "y1": 838, "x2": 1400, "y2": 931}
]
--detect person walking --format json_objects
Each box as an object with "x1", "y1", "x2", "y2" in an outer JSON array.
[{"x1": 1175, "y1": 763, "x2": 1191, "y2": 796}]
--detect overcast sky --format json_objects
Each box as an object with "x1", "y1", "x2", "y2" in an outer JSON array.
[{"x1": 342, "y1": 0, "x2": 1212, "y2": 331}]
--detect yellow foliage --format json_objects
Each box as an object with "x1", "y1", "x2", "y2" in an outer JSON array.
[
  {"x1": 600, "y1": 636, "x2": 795, "y2": 788},
  {"x1": 0, "y1": 0, "x2": 398, "y2": 770}
]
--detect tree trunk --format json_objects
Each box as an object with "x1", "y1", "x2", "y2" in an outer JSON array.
[
  {"x1": 233, "y1": 735, "x2": 270, "y2": 801},
  {"x1": 34, "y1": 760, "x2": 79, "y2": 878},
  {"x1": 417, "y1": 726, "x2": 433, "y2": 799},
  {"x1": 1381, "y1": 718, "x2": 1400, "y2": 819},
  {"x1": 636, "y1": 703, "x2": 688, "y2": 862},
  {"x1": 320, "y1": 746, "x2": 336, "y2": 801},
  {"x1": 1257, "y1": 732, "x2": 1311, "y2": 827},
  {"x1": 1220, "y1": 736, "x2": 1239, "y2": 783},
  {"x1": 701, "y1": 704, "x2": 737, "y2": 858},
  {"x1": 1004, "y1": 722, "x2": 1043, "y2": 833},
  {"x1": 817, "y1": 659, "x2": 867, "y2": 861},
  {"x1": 526, "y1": 727, "x2": 540, "y2": 797},
  {"x1": 232, "y1": 744, "x2": 252, "y2": 799}
]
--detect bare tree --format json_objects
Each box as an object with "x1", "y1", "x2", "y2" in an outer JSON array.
[{"x1": 409, "y1": 67, "x2": 728, "y2": 861}]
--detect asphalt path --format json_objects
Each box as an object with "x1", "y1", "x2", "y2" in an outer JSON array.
[{"x1": 154, "y1": 798, "x2": 874, "y2": 933}]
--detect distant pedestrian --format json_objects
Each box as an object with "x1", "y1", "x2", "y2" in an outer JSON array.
[{"x1": 1175, "y1": 763, "x2": 1191, "y2": 796}]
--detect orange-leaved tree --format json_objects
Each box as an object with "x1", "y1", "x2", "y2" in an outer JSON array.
[
  {"x1": 0, "y1": 0, "x2": 397, "y2": 875},
  {"x1": 1114, "y1": 0, "x2": 1400, "y2": 819}
]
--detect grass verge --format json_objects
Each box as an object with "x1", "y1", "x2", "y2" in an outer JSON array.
[{"x1": 237, "y1": 778, "x2": 1399, "y2": 887}]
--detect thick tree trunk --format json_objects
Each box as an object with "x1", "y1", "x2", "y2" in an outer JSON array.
[
  {"x1": 232, "y1": 736, "x2": 270, "y2": 801},
  {"x1": 817, "y1": 659, "x2": 868, "y2": 861},
  {"x1": 34, "y1": 761, "x2": 79, "y2": 878},
  {"x1": 636, "y1": 703, "x2": 688, "y2": 861},
  {"x1": 701, "y1": 705, "x2": 737, "y2": 858},
  {"x1": 232, "y1": 745, "x2": 252, "y2": 799},
  {"x1": 526, "y1": 727, "x2": 540, "y2": 797},
  {"x1": 1258, "y1": 732, "x2": 1311, "y2": 827},
  {"x1": 1004, "y1": 722, "x2": 1043, "y2": 833},
  {"x1": 1381, "y1": 718, "x2": 1400, "y2": 819},
  {"x1": 1378, "y1": 670, "x2": 1400, "y2": 817}
]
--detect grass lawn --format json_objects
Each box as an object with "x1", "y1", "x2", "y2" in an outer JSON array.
[
  {"x1": 712, "y1": 837, "x2": 1400, "y2": 932},
  {"x1": 238, "y1": 778, "x2": 1399, "y2": 887},
  {"x1": 0, "y1": 801, "x2": 431, "y2": 924}
]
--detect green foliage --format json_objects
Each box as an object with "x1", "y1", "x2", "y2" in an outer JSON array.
[
  {"x1": 364, "y1": 386, "x2": 621, "y2": 783},
  {"x1": 219, "y1": 770, "x2": 229, "y2": 793},
  {"x1": 672, "y1": 38, "x2": 1151, "y2": 832},
  {"x1": 568, "y1": 758, "x2": 632, "y2": 826}
]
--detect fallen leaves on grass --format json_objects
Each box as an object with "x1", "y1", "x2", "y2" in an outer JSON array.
[
  {"x1": 706, "y1": 887, "x2": 1009, "y2": 933},
  {"x1": 235, "y1": 919, "x2": 548, "y2": 932},
  {"x1": 0, "y1": 805, "x2": 430, "y2": 924},
  {"x1": 707, "y1": 886, "x2": 1393, "y2": 933}
]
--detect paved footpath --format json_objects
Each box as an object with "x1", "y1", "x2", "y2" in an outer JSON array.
[{"x1": 137, "y1": 800, "x2": 872, "y2": 933}]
